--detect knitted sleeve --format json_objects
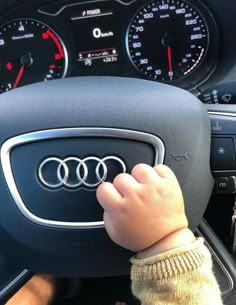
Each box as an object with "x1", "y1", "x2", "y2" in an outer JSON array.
[{"x1": 130, "y1": 238, "x2": 223, "y2": 305}]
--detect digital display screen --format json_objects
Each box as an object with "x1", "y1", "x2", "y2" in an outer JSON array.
[{"x1": 71, "y1": 6, "x2": 119, "y2": 68}]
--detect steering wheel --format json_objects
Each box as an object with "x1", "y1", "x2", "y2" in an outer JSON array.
[{"x1": 0, "y1": 77, "x2": 215, "y2": 301}]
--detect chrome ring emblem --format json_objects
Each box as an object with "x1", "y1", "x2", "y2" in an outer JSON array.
[
  {"x1": 77, "y1": 157, "x2": 107, "y2": 188},
  {"x1": 58, "y1": 157, "x2": 88, "y2": 188},
  {"x1": 38, "y1": 156, "x2": 127, "y2": 189}
]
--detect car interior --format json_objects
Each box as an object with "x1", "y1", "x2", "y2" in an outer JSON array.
[{"x1": 0, "y1": 0, "x2": 236, "y2": 304}]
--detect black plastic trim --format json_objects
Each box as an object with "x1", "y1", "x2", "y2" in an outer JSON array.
[
  {"x1": 0, "y1": 270, "x2": 32, "y2": 304},
  {"x1": 197, "y1": 219, "x2": 236, "y2": 305}
]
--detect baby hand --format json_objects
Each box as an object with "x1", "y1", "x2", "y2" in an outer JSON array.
[{"x1": 97, "y1": 164, "x2": 192, "y2": 253}]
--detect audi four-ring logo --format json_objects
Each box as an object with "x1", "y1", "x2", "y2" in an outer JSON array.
[{"x1": 38, "y1": 156, "x2": 127, "y2": 189}]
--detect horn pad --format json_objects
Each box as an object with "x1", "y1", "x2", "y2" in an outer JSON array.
[{"x1": 2, "y1": 129, "x2": 164, "y2": 227}]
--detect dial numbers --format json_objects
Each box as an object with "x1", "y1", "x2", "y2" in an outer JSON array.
[
  {"x1": 0, "y1": 19, "x2": 68, "y2": 92},
  {"x1": 127, "y1": 0, "x2": 209, "y2": 82}
]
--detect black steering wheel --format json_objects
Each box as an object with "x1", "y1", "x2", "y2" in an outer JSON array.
[{"x1": 0, "y1": 76, "x2": 219, "y2": 301}]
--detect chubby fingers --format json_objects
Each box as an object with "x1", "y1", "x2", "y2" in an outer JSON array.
[
  {"x1": 97, "y1": 164, "x2": 178, "y2": 211},
  {"x1": 113, "y1": 173, "x2": 139, "y2": 196},
  {"x1": 97, "y1": 182, "x2": 122, "y2": 212},
  {"x1": 131, "y1": 163, "x2": 164, "y2": 184},
  {"x1": 154, "y1": 164, "x2": 178, "y2": 182},
  {"x1": 97, "y1": 173, "x2": 139, "y2": 210}
]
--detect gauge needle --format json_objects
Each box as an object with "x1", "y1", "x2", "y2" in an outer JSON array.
[
  {"x1": 13, "y1": 65, "x2": 25, "y2": 89},
  {"x1": 167, "y1": 46, "x2": 173, "y2": 80}
]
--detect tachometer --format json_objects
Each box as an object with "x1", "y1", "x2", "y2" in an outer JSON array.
[
  {"x1": 127, "y1": 0, "x2": 210, "y2": 82},
  {"x1": 0, "y1": 19, "x2": 68, "y2": 92}
]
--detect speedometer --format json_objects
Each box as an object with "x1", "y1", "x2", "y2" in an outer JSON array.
[{"x1": 127, "y1": 0, "x2": 210, "y2": 83}]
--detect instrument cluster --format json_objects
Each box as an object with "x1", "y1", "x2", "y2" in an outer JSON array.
[{"x1": 0, "y1": 0, "x2": 219, "y2": 92}]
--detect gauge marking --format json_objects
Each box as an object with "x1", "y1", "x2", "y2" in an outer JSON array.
[
  {"x1": 184, "y1": 47, "x2": 204, "y2": 75},
  {"x1": 0, "y1": 19, "x2": 68, "y2": 93},
  {"x1": 46, "y1": 29, "x2": 64, "y2": 60},
  {"x1": 126, "y1": 0, "x2": 209, "y2": 82}
]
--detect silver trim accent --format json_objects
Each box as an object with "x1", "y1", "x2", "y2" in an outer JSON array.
[
  {"x1": 196, "y1": 229, "x2": 234, "y2": 296},
  {"x1": 1, "y1": 128, "x2": 165, "y2": 230},
  {"x1": 71, "y1": 12, "x2": 113, "y2": 21},
  {"x1": 213, "y1": 170, "x2": 236, "y2": 174},
  {"x1": 0, "y1": 269, "x2": 29, "y2": 298},
  {"x1": 209, "y1": 111, "x2": 236, "y2": 118},
  {"x1": 38, "y1": 0, "x2": 136, "y2": 17}
]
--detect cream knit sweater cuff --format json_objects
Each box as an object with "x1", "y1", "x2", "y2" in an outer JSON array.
[{"x1": 130, "y1": 238, "x2": 211, "y2": 281}]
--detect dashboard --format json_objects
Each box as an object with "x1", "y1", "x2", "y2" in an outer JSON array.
[
  {"x1": 0, "y1": 2, "x2": 236, "y2": 304},
  {"x1": 0, "y1": 0, "x2": 236, "y2": 95},
  {"x1": 0, "y1": 0, "x2": 220, "y2": 93}
]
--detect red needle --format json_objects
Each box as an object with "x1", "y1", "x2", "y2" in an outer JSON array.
[
  {"x1": 13, "y1": 65, "x2": 25, "y2": 89},
  {"x1": 167, "y1": 46, "x2": 173, "y2": 80}
]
